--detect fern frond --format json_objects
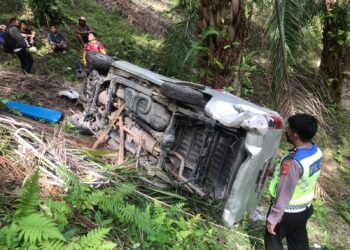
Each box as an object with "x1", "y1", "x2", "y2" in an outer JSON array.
[
  {"x1": 19, "y1": 244, "x2": 39, "y2": 250},
  {"x1": 17, "y1": 213, "x2": 65, "y2": 244},
  {"x1": 15, "y1": 171, "x2": 40, "y2": 219},
  {"x1": 132, "y1": 207, "x2": 153, "y2": 233},
  {"x1": 98, "y1": 241, "x2": 118, "y2": 250},
  {"x1": 39, "y1": 240, "x2": 66, "y2": 250},
  {"x1": 114, "y1": 184, "x2": 136, "y2": 199},
  {"x1": 43, "y1": 200, "x2": 72, "y2": 226},
  {"x1": 80, "y1": 227, "x2": 110, "y2": 243},
  {"x1": 153, "y1": 201, "x2": 167, "y2": 225},
  {"x1": 187, "y1": 214, "x2": 201, "y2": 230},
  {"x1": 99, "y1": 195, "x2": 153, "y2": 233},
  {"x1": 69, "y1": 228, "x2": 116, "y2": 249},
  {"x1": 86, "y1": 190, "x2": 105, "y2": 206},
  {"x1": 99, "y1": 195, "x2": 124, "y2": 214},
  {"x1": 98, "y1": 185, "x2": 136, "y2": 215},
  {"x1": 0, "y1": 224, "x2": 20, "y2": 249},
  {"x1": 56, "y1": 165, "x2": 80, "y2": 187}
]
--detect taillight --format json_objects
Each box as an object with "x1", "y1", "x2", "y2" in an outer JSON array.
[{"x1": 271, "y1": 115, "x2": 284, "y2": 129}]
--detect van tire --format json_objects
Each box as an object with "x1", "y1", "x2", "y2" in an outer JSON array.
[
  {"x1": 86, "y1": 52, "x2": 114, "y2": 72},
  {"x1": 160, "y1": 82, "x2": 204, "y2": 105}
]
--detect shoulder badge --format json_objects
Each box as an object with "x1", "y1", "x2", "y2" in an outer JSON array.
[{"x1": 281, "y1": 160, "x2": 292, "y2": 176}]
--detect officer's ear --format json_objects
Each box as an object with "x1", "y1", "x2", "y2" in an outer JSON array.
[{"x1": 292, "y1": 131, "x2": 300, "y2": 141}]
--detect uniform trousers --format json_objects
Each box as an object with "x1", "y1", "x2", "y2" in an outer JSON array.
[{"x1": 265, "y1": 205, "x2": 313, "y2": 250}]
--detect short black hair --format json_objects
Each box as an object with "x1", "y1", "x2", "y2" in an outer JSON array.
[
  {"x1": 288, "y1": 114, "x2": 318, "y2": 142},
  {"x1": 89, "y1": 31, "x2": 97, "y2": 37},
  {"x1": 50, "y1": 24, "x2": 56, "y2": 28},
  {"x1": 10, "y1": 17, "x2": 17, "y2": 24}
]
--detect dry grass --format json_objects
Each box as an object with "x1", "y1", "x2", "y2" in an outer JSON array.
[{"x1": 0, "y1": 118, "x2": 108, "y2": 198}]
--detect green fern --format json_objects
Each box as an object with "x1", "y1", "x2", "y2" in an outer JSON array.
[
  {"x1": 39, "y1": 240, "x2": 66, "y2": 250},
  {"x1": 0, "y1": 224, "x2": 20, "y2": 248},
  {"x1": 67, "y1": 228, "x2": 117, "y2": 250},
  {"x1": 114, "y1": 184, "x2": 136, "y2": 199},
  {"x1": 43, "y1": 200, "x2": 72, "y2": 226},
  {"x1": 98, "y1": 189, "x2": 153, "y2": 233},
  {"x1": 19, "y1": 244, "x2": 40, "y2": 250},
  {"x1": 17, "y1": 213, "x2": 65, "y2": 244},
  {"x1": 56, "y1": 165, "x2": 81, "y2": 187},
  {"x1": 186, "y1": 213, "x2": 201, "y2": 230},
  {"x1": 14, "y1": 171, "x2": 40, "y2": 219},
  {"x1": 153, "y1": 201, "x2": 167, "y2": 225}
]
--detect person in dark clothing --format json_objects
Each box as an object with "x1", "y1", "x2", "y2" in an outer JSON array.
[
  {"x1": 265, "y1": 114, "x2": 322, "y2": 250},
  {"x1": 0, "y1": 24, "x2": 6, "y2": 47},
  {"x1": 8, "y1": 17, "x2": 34, "y2": 74},
  {"x1": 47, "y1": 25, "x2": 67, "y2": 53},
  {"x1": 20, "y1": 21, "x2": 36, "y2": 47},
  {"x1": 76, "y1": 16, "x2": 90, "y2": 44}
]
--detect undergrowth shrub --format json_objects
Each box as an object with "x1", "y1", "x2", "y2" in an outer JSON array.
[
  {"x1": 0, "y1": 167, "x2": 253, "y2": 249},
  {"x1": 27, "y1": 0, "x2": 65, "y2": 26},
  {"x1": 0, "y1": 171, "x2": 116, "y2": 249}
]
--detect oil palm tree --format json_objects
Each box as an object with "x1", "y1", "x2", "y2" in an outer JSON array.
[
  {"x1": 163, "y1": 0, "x2": 349, "y2": 109},
  {"x1": 320, "y1": 0, "x2": 349, "y2": 103},
  {"x1": 162, "y1": 0, "x2": 247, "y2": 92},
  {"x1": 269, "y1": 0, "x2": 349, "y2": 109}
]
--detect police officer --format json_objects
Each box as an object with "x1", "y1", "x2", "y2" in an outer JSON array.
[{"x1": 265, "y1": 114, "x2": 322, "y2": 250}]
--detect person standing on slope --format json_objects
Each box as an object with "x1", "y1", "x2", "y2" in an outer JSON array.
[
  {"x1": 265, "y1": 114, "x2": 322, "y2": 250},
  {"x1": 7, "y1": 17, "x2": 34, "y2": 74}
]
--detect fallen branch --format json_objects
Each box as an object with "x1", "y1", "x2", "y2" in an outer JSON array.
[
  {"x1": 118, "y1": 116, "x2": 125, "y2": 164},
  {"x1": 91, "y1": 104, "x2": 125, "y2": 150}
]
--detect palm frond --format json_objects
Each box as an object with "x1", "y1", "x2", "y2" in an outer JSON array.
[
  {"x1": 279, "y1": 76, "x2": 330, "y2": 129},
  {"x1": 267, "y1": 0, "x2": 324, "y2": 112},
  {"x1": 162, "y1": 0, "x2": 199, "y2": 76}
]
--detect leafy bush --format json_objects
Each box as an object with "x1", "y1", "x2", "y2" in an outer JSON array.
[
  {"x1": 27, "y1": 0, "x2": 65, "y2": 26},
  {"x1": 0, "y1": 171, "x2": 116, "y2": 249},
  {"x1": 0, "y1": 166, "x2": 254, "y2": 249}
]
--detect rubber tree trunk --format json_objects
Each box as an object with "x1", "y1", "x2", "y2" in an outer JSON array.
[
  {"x1": 197, "y1": 0, "x2": 247, "y2": 92},
  {"x1": 320, "y1": 0, "x2": 349, "y2": 103}
]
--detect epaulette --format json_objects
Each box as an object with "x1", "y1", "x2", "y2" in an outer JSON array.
[{"x1": 284, "y1": 148, "x2": 296, "y2": 161}]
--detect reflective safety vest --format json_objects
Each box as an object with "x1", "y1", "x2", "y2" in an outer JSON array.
[{"x1": 269, "y1": 144, "x2": 323, "y2": 205}]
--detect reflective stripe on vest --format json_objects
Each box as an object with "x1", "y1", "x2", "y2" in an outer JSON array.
[{"x1": 269, "y1": 144, "x2": 322, "y2": 206}]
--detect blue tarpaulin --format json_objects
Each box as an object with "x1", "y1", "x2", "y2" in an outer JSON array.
[{"x1": 6, "y1": 101, "x2": 63, "y2": 123}]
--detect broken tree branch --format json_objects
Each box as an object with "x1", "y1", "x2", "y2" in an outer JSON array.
[
  {"x1": 91, "y1": 104, "x2": 125, "y2": 150},
  {"x1": 118, "y1": 116, "x2": 125, "y2": 164}
]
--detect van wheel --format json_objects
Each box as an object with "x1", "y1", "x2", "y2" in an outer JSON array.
[
  {"x1": 86, "y1": 52, "x2": 114, "y2": 72},
  {"x1": 160, "y1": 82, "x2": 204, "y2": 105}
]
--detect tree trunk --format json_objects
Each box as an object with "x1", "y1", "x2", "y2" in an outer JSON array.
[
  {"x1": 197, "y1": 0, "x2": 247, "y2": 92},
  {"x1": 320, "y1": 0, "x2": 349, "y2": 103}
]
